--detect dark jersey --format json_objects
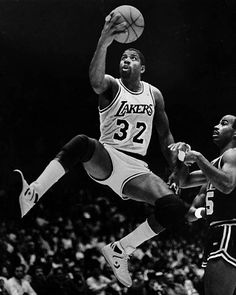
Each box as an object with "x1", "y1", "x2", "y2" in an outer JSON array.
[{"x1": 205, "y1": 155, "x2": 236, "y2": 225}]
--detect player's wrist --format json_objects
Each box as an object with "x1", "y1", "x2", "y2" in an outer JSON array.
[{"x1": 194, "y1": 207, "x2": 205, "y2": 219}]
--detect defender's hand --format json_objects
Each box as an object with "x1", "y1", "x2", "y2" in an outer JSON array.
[
  {"x1": 168, "y1": 142, "x2": 191, "y2": 163},
  {"x1": 183, "y1": 150, "x2": 200, "y2": 166}
]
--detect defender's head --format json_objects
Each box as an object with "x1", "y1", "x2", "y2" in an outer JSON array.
[{"x1": 213, "y1": 114, "x2": 236, "y2": 148}]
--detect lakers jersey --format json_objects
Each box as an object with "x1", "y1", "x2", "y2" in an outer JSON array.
[
  {"x1": 205, "y1": 155, "x2": 236, "y2": 224},
  {"x1": 99, "y1": 79, "x2": 155, "y2": 156}
]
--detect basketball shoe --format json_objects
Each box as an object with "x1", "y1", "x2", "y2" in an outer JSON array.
[
  {"x1": 102, "y1": 241, "x2": 133, "y2": 288},
  {"x1": 14, "y1": 170, "x2": 38, "y2": 218}
]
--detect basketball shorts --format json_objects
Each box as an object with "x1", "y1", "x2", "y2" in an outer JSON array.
[
  {"x1": 202, "y1": 221, "x2": 236, "y2": 268},
  {"x1": 88, "y1": 144, "x2": 152, "y2": 199}
]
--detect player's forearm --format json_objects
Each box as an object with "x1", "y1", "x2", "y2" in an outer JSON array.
[
  {"x1": 179, "y1": 170, "x2": 206, "y2": 188},
  {"x1": 195, "y1": 153, "x2": 233, "y2": 193},
  {"x1": 160, "y1": 132, "x2": 176, "y2": 170},
  {"x1": 89, "y1": 40, "x2": 109, "y2": 94}
]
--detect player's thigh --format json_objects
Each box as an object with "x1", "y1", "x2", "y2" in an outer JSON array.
[
  {"x1": 204, "y1": 259, "x2": 236, "y2": 295},
  {"x1": 123, "y1": 172, "x2": 173, "y2": 205},
  {"x1": 83, "y1": 140, "x2": 112, "y2": 180}
]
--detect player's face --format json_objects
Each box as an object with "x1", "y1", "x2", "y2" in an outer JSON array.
[
  {"x1": 213, "y1": 115, "x2": 236, "y2": 147},
  {"x1": 119, "y1": 50, "x2": 144, "y2": 79}
]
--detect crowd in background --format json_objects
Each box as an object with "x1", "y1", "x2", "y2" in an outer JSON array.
[{"x1": 0, "y1": 183, "x2": 207, "y2": 295}]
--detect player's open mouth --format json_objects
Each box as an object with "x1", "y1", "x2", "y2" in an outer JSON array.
[{"x1": 212, "y1": 131, "x2": 219, "y2": 137}]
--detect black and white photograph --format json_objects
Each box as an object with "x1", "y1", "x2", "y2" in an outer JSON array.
[{"x1": 0, "y1": 0, "x2": 236, "y2": 294}]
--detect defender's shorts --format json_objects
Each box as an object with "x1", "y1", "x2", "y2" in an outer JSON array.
[
  {"x1": 88, "y1": 144, "x2": 152, "y2": 199},
  {"x1": 202, "y1": 220, "x2": 236, "y2": 268}
]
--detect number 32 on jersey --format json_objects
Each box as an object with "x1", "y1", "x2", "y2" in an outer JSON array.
[{"x1": 113, "y1": 119, "x2": 147, "y2": 144}]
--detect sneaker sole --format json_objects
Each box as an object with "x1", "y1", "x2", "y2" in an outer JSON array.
[{"x1": 14, "y1": 169, "x2": 27, "y2": 218}]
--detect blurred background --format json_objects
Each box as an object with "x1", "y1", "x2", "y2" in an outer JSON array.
[{"x1": 0, "y1": 0, "x2": 235, "y2": 294}]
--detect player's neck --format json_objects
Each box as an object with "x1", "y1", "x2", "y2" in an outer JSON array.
[
  {"x1": 219, "y1": 141, "x2": 236, "y2": 155},
  {"x1": 121, "y1": 78, "x2": 142, "y2": 92}
]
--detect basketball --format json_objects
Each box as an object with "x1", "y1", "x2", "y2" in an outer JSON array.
[{"x1": 110, "y1": 5, "x2": 144, "y2": 44}]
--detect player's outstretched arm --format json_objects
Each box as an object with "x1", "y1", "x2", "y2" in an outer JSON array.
[
  {"x1": 168, "y1": 142, "x2": 207, "y2": 188},
  {"x1": 89, "y1": 13, "x2": 126, "y2": 94},
  {"x1": 185, "y1": 148, "x2": 236, "y2": 194}
]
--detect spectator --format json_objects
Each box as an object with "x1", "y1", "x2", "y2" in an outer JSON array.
[
  {"x1": 30, "y1": 265, "x2": 49, "y2": 295},
  {"x1": 174, "y1": 269, "x2": 199, "y2": 295},
  {"x1": 127, "y1": 270, "x2": 147, "y2": 295},
  {"x1": 86, "y1": 259, "x2": 118, "y2": 295},
  {"x1": 67, "y1": 265, "x2": 88, "y2": 294},
  {"x1": 0, "y1": 277, "x2": 10, "y2": 295},
  {"x1": 163, "y1": 272, "x2": 188, "y2": 295},
  {"x1": 7, "y1": 264, "x2": 37, "y2": 295},
  {"x1": 46, "y1": 266, "x2": 75, "y2": 295}
]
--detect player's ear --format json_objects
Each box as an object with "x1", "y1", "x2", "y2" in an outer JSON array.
[
  {"x1": 141, "y1": 65, "x2": 145, "y2": 74},
  {"x1": 233, "y1": 130, "x2": 236, "y2": 140}
]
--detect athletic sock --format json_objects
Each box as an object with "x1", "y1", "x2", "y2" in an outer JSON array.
[
  {"x1": 119, "y1": 220, "x2": 158, "y2": 255},
  {"x1": 30, "y1": 159, "x2": 65, "y2": 199}
]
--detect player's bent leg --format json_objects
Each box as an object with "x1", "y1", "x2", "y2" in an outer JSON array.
[
  {"x1": 16, "y1": 135, "x2": 111, "y2": 218},
  {"x1": 83, "y1": 140, "x2": 113, "y2": 180},
  {"x1": 56, "y1": 134, "x2": 96, "y2": 171},
  {"x1": 204, "y1": 258, "x2": 236, "y2": 295},
  {"x1": 101, "y1": 241, "x2": 132, "y2": 288},
  {"x1": 123, "y1": 173, "x2": 189, "y2": 229},
  {"x1": 154, "y1": 195, "x2": 189, "y2": 229},
  {"x1": 123, "y1": 172, "x2": 172, "y2": 205}
]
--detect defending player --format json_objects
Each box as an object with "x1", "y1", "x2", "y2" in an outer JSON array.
[
  {"x1": 15, "y1": 12, "x2": 189, "y2": 287},
  {"x1": 170, "y1": 114, "x2": 236, "y2": 295}
]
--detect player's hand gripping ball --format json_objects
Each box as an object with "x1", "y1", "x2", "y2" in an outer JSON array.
[{"x1": 107, "y1": 5, "x2": 144, "y2": 43}]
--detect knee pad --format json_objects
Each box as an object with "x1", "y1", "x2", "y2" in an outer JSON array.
[
  {"x1": 55, "y1": 134, "x2": 95, "y2": 171},
  {"x1": 154, "y1": 194, "x2": 189, "y2": 229}
]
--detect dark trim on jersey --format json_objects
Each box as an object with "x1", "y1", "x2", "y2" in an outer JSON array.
[
  {"x1": 202, "y1": 224, "x2": 236, "y2": 268},
  {"x1": 119, "y1": 79, "x2": 144, "y2": 95},
  {"x1": 211, "y1": 155, "x2": 223, "y2": 168},
  {"x1": 99, "y1": 82, "x2": 121, "y2": 114},
  {"x1": 149, "y1": 84, "x2": 156, "y2": 107},
  {"x1": 210, "y1": 219, "x2": 236, "y2": 227},
  {"x1": 116, "y1": 148, "x2": 146, "y2": 162},
  {"x1": 221, "y1": 225, "x2": 230, "y2": 249},
  {"x1": 207, "y1": 252, "x2": 236, "y2": 268}
]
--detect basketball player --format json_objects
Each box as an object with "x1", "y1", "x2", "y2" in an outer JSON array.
[
  {"x1": 15, "y1": 12, "x2": 189, "y2": 287},
  {"x1": 170, "y1": 114, "x2": 236, "y2": 295}
]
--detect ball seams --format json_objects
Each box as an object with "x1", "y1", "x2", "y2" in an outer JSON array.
[
  {"x1": 112, "y1": 6, "x2": 144, "y2": 43},
  {"x1": 118, "y1": 12, "x2": 144, "y2": 43}
]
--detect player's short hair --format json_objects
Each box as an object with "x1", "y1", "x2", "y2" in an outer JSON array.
[{"x1": 126, "y1": 48, "x2": 145, "y2": 66}]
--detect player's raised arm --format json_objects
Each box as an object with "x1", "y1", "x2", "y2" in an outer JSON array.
[
  {"x1": 89, "y1": 13, "x2": 127, "y2": 94},
  {"x1": 152, "y1": 87, "x2": 176, "y2": 169}
]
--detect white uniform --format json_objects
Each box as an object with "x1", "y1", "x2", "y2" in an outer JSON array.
[
  {"x1": 89, "y1": 79, "x2": 156, "y2": 199},
  {"x1": 99, "y1": 79, "x2": 155, "y2": 156}
]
